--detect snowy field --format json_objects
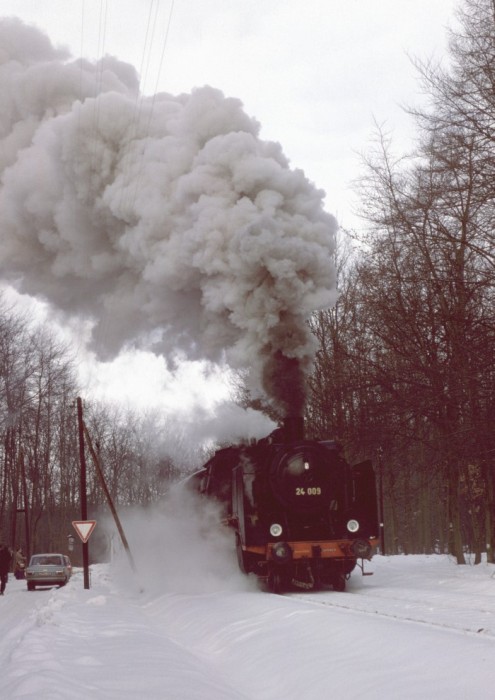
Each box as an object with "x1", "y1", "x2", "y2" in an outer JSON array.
[{"x1": 0, "y1": 549, "x2": 494, "y2": 699}]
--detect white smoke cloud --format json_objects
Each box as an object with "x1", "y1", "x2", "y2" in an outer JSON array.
[
  {"x1": 169, "y1": 402, "x2": 277, "y2": 455},
  {"x1": 0, "y1": 18, "x2": 337, "y2": 415},
  {"x1": 106, "y1": 494, "x2": 255, "y2": 596}
]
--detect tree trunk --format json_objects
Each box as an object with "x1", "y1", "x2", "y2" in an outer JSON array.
[{"x1": 448, "y1": 470, "x2": 466, "y2": 564}]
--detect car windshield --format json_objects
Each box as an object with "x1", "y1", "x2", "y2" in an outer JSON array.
[{"x1": 30, "y1": 555, "x2": 63, "y2": 566}]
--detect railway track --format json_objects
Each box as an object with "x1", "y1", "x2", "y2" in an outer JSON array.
[{"x1": 287, "y1": 587, "x2": 495, "y2": 638}]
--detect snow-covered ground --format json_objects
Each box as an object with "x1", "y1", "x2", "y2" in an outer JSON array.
[{"x1": 1, "y1": 550, "x2": 494, "y2": 699}]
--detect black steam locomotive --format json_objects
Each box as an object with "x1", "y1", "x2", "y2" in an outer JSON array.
[{"x1": 187, "y1": 417, "x2": 379, "y2": 593}]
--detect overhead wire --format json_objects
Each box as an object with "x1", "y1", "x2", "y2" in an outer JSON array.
[
  {"x1": 128, "y1": 0, "x2": 176, "y2": 212},
  {"x1": 89, "y1": 0, "x2": 109, "y2": 193},
  {"x1": 80, "y1": 0, "x2": 112, "y2": 351},
  {"x1": 75, "y1": 0, "x2": 177, "y2": 236},
  {"x1": 117, "y1": 0, "x2": 161, "y2": 218},
  {"x1": 76, "y1": 0, "x2": 176, "y2": 216},
  {"x1": 78, "y1": 0, "x2": 85, "y2": 106},
  {"x1": 149, "y1": 0, "x2": 176, "y2": 104},
  {"x1": 76, "y1": 0, "x2": 86, "y2": 199},
  {"x1": 76, "y1": 0, "x2": 176, "y2": 353}
]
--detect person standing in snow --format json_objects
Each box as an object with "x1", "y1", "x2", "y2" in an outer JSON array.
[
  {"x1": 14, "y1": 547, "x2": 26, "y2": 580},
  {"x1": 0, "y1": 542, "x2": 13, "y2": 595}
]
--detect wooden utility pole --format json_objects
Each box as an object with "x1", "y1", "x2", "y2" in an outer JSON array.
[
  {"x1": 76, "y1": 397, "x2": 90, "y2": 589},
  {"x1": 83, "y1": 423, "x2": 137, "y2": 575}
]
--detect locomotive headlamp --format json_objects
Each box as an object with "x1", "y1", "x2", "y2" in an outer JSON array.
[
  {"x1": 346, "y1": 519, "x2": 360, "y2": 533},
  {"x1": 271, "y1": 542, "x2": 292, "y2": 563},
  {"x1": 270, "y1": 523, "x2": 283, "y2": 537},
  {"x1": 352, "y1": 539, "x2": 372, "y2": 559}
]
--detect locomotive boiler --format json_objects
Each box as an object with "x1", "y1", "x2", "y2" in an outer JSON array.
[{"x1": 187, "y1": 416, "x2": 379, "y2": 593}]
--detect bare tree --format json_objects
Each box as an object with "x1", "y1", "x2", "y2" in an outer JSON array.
[{"x1": 306, "y1": 0, "x2": 495, "y2": 562}]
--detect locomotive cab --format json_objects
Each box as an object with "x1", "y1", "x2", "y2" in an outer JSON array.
[{"x1": 199, "y1": 447, "x2": 241, "y2": 519}]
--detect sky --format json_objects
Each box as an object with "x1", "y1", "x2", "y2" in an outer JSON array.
[
  {"x1": 0, "y1": 505, "x2": 494, "y2": 700},
  {"x1": 0, "y1": 0, "x2": 460, "y2": 420},
  {"x1": 2, "y1": 0, "x2": 459, "y2": 226}
]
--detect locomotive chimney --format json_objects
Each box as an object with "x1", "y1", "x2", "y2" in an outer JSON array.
[{"x1": 283, "y1": 415, "x2": 305, "y2": 442}]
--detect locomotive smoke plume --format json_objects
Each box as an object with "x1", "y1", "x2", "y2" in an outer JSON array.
[{"x1": 0, "y1": 19, "x2": 337, "y2": 416}]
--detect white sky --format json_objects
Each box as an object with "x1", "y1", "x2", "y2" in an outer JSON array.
[
  {"x1": 1, "y1": 0, "x2": 459, "y2": 414},
  {"x1": 3, "y1": 0, "x2": 458, "y2": 227}
]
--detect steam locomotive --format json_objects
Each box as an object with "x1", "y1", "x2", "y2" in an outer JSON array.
[{"x1": 186, "y1": 416, "x2": 379, "y2": 592}]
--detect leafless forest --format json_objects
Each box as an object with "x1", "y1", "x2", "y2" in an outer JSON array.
[{"x1": 1, "y1": 0, "x2": 494, "y2": 565}]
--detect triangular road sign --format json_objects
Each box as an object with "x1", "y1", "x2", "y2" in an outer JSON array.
[{"x1": 72, "y1": 520, "x2": 97, "y2": 543}]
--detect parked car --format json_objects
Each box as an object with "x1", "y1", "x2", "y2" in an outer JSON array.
[{"x1": 25, "y1": 553, "x2": 72, "y2": 591}]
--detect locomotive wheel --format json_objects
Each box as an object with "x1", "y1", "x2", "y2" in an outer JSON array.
[
  {"x1": 268, "y1": 571, "x2": 284, "y2": 594},
  {"x1": 332, "y1": 573, "x2": 346, "y2": 592},
  {"x1": 311, "y1": 572, "x2": 323, "y2": 591}
]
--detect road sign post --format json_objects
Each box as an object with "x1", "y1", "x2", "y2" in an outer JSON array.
[{"x1": 77, "y1": 398, "x2": 90, "y2": 589}]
